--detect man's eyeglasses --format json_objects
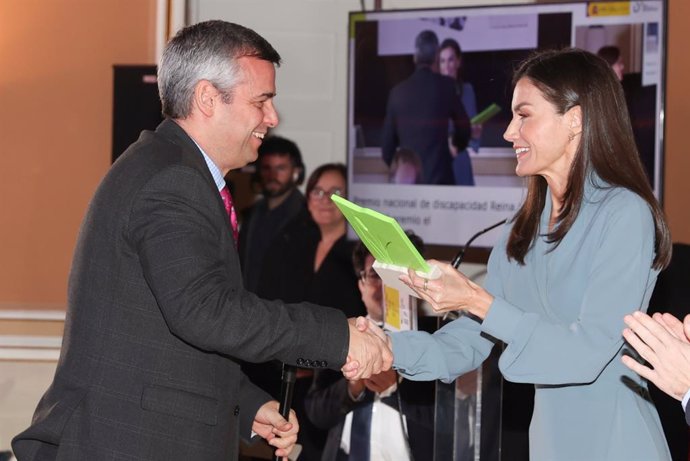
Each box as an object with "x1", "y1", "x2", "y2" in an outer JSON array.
[
  {"x1": 360, "y1": 268, "x2": 381, "y2": 285},
  {"x1": 309, "y1": 187, "x2": 343, "y2": 201}
]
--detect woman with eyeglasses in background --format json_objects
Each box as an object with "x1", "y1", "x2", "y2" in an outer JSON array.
[
  {"x1": 256, "y1": 163, "x2": 366, "y2": 460},
  {"x1": 258, "y1": 163, "x2": 365, "y2": 318}
]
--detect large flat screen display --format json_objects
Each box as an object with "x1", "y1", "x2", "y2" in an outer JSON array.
[{"x1": 347, "y1": 1, "x2": 665, "y2": 247}]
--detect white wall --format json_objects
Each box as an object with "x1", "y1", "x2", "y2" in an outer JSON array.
[
  {"x1": 187, "y1": 0, "x2": 527, "y2": 175},
  {"x1": 0, "y1": 361, "x2": 58, "y2": 452}
]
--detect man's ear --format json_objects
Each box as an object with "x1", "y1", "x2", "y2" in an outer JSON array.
[{"x1": 192, "y1": 80, "x2": 218, "y2": 117}]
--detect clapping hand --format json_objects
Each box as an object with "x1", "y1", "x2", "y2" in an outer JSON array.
[
  {"x1": 622, "y1": 311, "x2": 690, "y2": 401},
  {"x1": 341, "y1": 317, "x2": 393, "y2": 380}
]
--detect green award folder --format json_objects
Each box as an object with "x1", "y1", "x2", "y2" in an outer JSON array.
[
  {"x1": 331, "y1": 195, "x2": 440, "y2": 298},
  {"x1": 331, "y1": 195, "x2": 428, "y2": 271},
  {"x1": 470, "y1": 103, "x2": 501, "y2": 125}
]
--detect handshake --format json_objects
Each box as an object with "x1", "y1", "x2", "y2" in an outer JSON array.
[{"x1": 341, "y1": 317, "x2": 394, "y2": 380}]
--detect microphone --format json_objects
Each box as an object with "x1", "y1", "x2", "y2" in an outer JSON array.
[
  {"x1": 444, "y1": 219, "x2": 507, "y2": 321},
  {"x1": 273, "y1": 363, "x2": 297, "y2": 461},
  {"x1": 450, "y1": 219, "x2": 507, "y2": 269}
]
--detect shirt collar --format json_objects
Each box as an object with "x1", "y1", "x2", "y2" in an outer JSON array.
[{"x1": 191, "y1": 139, "x2": 226, "y2": 192}]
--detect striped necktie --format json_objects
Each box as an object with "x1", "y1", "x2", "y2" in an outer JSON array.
[{"x1": 220, "y1": 186, "x2": 238, "y2": 247}]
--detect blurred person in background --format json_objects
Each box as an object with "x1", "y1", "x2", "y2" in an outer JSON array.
[
  {"x1": 239, "y1": 135, "x2": 306, "y2": 293},
  {"x1": 248, "y1": 163, "x2": 367, "y2": 460},
  {"x1": 597, "y1": 45, "x2": 624, "y2": 81},
  {"x1": 305, "y1": 235, "x2": 435, "y2": 461},
  {"x1": 389, "y1": 147, "x2": 422, "y2": 185}
]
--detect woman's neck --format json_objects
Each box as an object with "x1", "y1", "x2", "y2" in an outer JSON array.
[
  {"x1": 547, "y1": 183, "x2": 566, "y2": 232},
  {"x1": 319, "y1": 221, "x2": 346, "y2": 243}
]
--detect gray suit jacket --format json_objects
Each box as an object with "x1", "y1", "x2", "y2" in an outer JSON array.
[{"x1": 12, "y1": 119, "x2": 349, "y2": 461}]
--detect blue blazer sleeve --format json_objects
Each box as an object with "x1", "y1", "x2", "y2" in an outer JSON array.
[
  {"x1": 391, "y1": 315, "x2": 495, "y2": 383},
  {"x1": 390, "y1": 223, "x2": 510, "y2": 383},
  {"x1": 393, "y1": 189, "x2": 658, "y2": 388}
]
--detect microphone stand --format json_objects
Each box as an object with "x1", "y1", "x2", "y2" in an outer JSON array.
[
  {"x1": 273, "y1": 363, "x2": 297, "y2": 461},
  {"x1": 444, "y1": 219, "x2": 507, "y2": 321},
  {"x1": 450, "y1": 219, "x2": 507, "y2": 269}
]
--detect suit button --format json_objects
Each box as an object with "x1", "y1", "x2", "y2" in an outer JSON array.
[
  {"x1": 234, "y1": 405, "x2": 240, "y2": 416},
  {"x1": 304, "y1": 359, "x2": 313, "y2": 367},
  {"x1": 296, "y1": 358, "x2": 305, "y2": 366},
  {"x1": 320, "y1": 361, "x2": 328, "y2": 368}
]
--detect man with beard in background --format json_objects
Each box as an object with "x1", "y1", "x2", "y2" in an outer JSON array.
[{"x1": 238, "y1": 135, "x2": 306, "y2": 293}]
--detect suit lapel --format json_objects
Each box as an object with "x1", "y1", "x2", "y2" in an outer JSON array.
[{"x1": 153, "y1": 119, "x2": 231, "y2": 235}]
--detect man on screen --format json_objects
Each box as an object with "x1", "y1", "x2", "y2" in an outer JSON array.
[{"x1": 381, "y1": 29, "x2": 471, "y2": 185}]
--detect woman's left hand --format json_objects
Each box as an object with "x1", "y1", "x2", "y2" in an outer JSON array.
[{"x1": 400, "y1": 259, "x2": 494, "y2": 319}]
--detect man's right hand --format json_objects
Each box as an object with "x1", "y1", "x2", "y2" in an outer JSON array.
[{"x1": 342, "y1": 317, "x2": 392, "y2": 380}]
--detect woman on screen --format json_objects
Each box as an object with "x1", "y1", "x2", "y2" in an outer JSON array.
[
  {"x1": 359, "y1": 48, "x2": 672, "y2": 460},
  {"x1": 438, "y1": 38, "x2": 481, "y2": 186}
]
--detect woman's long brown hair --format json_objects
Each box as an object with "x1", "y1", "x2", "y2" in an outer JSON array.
[{"x1": 506, "y1": 48, "x2": 671, "y2": 270}]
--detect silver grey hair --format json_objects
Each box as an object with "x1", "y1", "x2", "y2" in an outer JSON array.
[{"x1": 158, "y1": 21, "x2": 281, "y2": 119}]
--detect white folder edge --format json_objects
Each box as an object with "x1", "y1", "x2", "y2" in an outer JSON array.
[{"x1": 372, "y1": 260, "x2": 441, "y2": 299}]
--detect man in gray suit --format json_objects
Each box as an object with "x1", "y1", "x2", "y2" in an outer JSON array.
[{"x1": 12, "y1": 20, "x2": 390, "y2": 461}]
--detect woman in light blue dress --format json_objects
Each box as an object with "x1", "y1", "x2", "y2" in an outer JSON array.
[
  {"x1": 366, "y1": 49, "x2": 673, "y2": 460},
  {"x1": 439, "y1": 38, "x2": 480, "y2": 186}
]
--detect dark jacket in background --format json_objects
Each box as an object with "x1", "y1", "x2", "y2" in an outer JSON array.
[
  {"x1": 245, "y1": 210, "x2": 366, "y2": 460},
  {"x1": 257, "y1": 209, "x2": 365, "y2": 318},
  {"x1": 304, "y1": 368, "x2": 435, "y2": 461},
  {"x1": 382, "y1": 67, "x2": 470, "y2": 185},
  {"x1": 239, "y1": 188, "x2": 306, "y2": 293}
]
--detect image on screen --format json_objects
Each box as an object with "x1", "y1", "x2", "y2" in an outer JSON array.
[{"x1": 346, "y1": 1, "x2": 666, "y2": 247}]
